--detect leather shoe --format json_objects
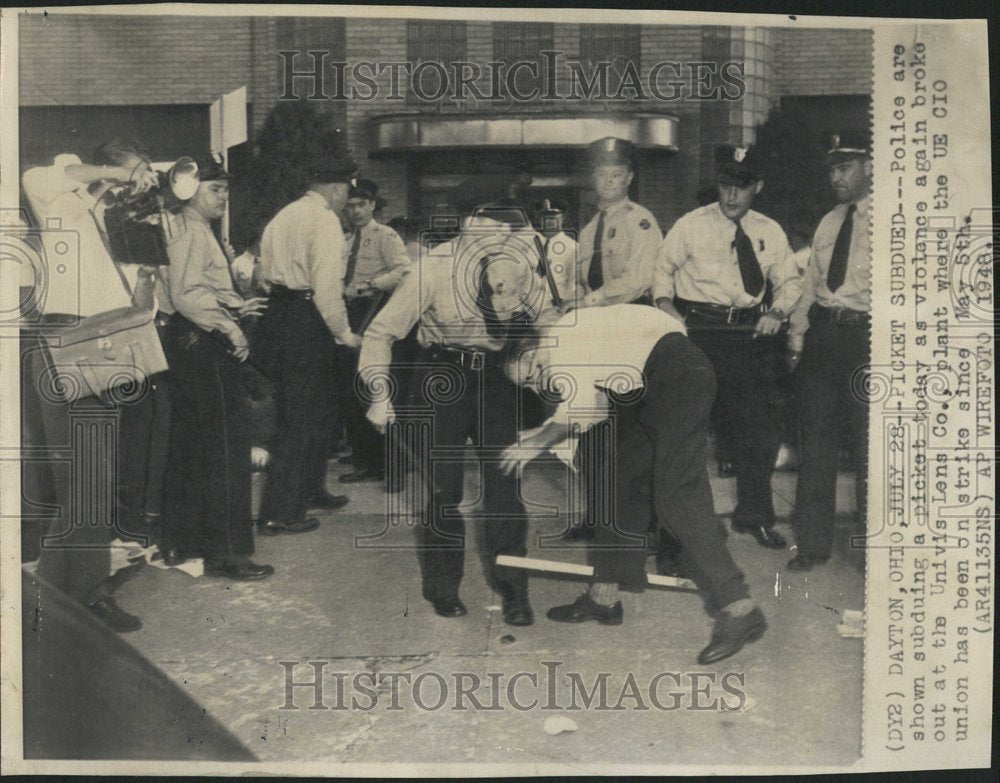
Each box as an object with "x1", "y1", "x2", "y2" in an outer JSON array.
[
  {"x1": 204, "y1": 558, "x2": 275, "y2": 581},
  {"x1": 786, "y1": 552, "x2": 830, "y2": 571},
  {"x1": 339, "y1": 469, "x2": 379, "y2": 484},
  {"x1": 733, "y1": 523, "x2": 787, "y2": 549},
  {"x1": 656, "y1": 557, "x2": 687, "y2": 579},
  {"x1": 502, "y1": 593, "x2": 534, "y2": 626},
  {"x1": 431, "y1": 597, "x2": 467, "y2": 618},
  {"x1": 697, "y1": 607, "x2": 767, "y2": 664},
  {"x1": 259, "y1": 517, "x2": 320, "y2": 536},
  {"x1": 161, "y1": 548, "x2": 186, "y2": 567},
  {"x1": 87, "y1": 597, "x2": 142, "y2": 632},
  {"x1": 547, "y1": 593, "x2": 623, "y2": 625},
  {"x1": 308, "y1": 492, "x2": 350, "y2": 510}
]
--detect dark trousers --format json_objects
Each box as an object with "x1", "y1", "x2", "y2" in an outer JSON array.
[
  {"x1": 23, "y1": 327, "x2": 162, "y2": 604},
  {"x1": 593, "y1": 333, "x2": 749, "y2": 610},
  {"x1": 406, "y1": 352, "x2": 529, "y2": 601},
  {"x1": 339, "y1": 296, "x2": 386, "y2": 475},
  {"x1": 792, "y1": 308, "x2": 870, "y2": 558},
  {"x1": 257, "y1": 295, "x2": 335, "y2": 524},
  {"x1": 160, "y1": 316, "x2": 253, "y2": 559},
  {"x1": 684, "y1": 312, "x2": 782, "y2": 528}
]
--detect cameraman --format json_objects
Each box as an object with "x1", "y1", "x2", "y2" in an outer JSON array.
[{"x1": 21, "y1": 140, "x2": 163, "y2": 632}]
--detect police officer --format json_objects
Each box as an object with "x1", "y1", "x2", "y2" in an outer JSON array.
[
  {"x1": 358, "y1": 213, "x2": 537, "y2": 626},
  {"x1": 786, "y1": 131, "x2": 872, "y2": 571},
  {"x1": 159, "y1": 152, "x2": 274, "y2": 581},
  {"x1": 654, "y1": 145, "x2": 800, "y2": 549},
  {"x1": 569, "y1": 138, "x2": 663, "y2": 541},
  {"x1": 339, "y1": 178, "x2": 413, "y2": 485},
  {"x1": 577, "y1": 137, "x2": 662, "y2": 309},
  {"x1": 255, "y1": 138, "x2": 360, "y2": 536}
]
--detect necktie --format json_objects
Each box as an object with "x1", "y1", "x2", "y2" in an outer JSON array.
[
  {"x1": 587, "y1": 210, "x2": 606, "y2": 292},
  {"x1": 826, "y1": 204, "x2": 856, "y2": 292},
  {"x1": 733, "y1": 221, "x2": 765, "y2": 297},
  {"x1": 344, "y1": 230, "x2": 363, "y2": 289}
]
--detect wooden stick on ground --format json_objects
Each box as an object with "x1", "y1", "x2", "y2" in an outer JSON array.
[{"x1": 496, "y1": 555, "x2": 698, "y2": 591}]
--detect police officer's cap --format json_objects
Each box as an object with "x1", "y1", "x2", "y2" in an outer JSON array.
[
  {"x1": 310, "y1": 128, "x2": 358, "y2": 184},
  {"x1": 715, "y1": 145, "x2": 763, "y2": 186},
  {"x1": 193, "y1": 151, "x2": 230, "y2": 182},
  {"x1": 826, "y1": 129, "x2": 872, "y2": 165},
  {"x1": 534, "y1": 198, "x2": 567, "y2": 215},
  {"x1": 587, "y1": 137, "x2": 638, "y2": 170},
  {"x1": 349, "y1": 178, "x2": 379, "y2": 201}
]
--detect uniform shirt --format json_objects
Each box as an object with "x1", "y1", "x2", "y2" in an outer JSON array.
[
  {"x1": 342, "y1": 219, "x2": 412, "y2": 298},
  {"x1": 788, "y1": 195, "x2": 871, "y2": 351},
  {"x1": 21, "y1": 153, "x2": 135, "y2": 317},
  {"x1": 163, "y1": 205, "x2": 245, "y2": 347},
  {"x1": 259, "y1": 189, "x2": 352, "y2": 343},
  {"x1": 578, "y1": 198, "x2": 662, "y2": 307},
  {"x1": 536, "y1": 304, "x2": 686, "y2": 432},
  {"x1": 653, "y1": 203, "x2": 800, "y2": 314},
  {"x1": 359, "y1": 230, "x2": 511, "y2": 383}
]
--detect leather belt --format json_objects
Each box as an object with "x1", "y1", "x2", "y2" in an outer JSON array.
[
  {"x1": 810, "y1": 303, "x2": 869, "y2": 327},
  {"x1": 675, "y1": 297, "x2": 762, "y2": 326},
  {"x1": 268, "y1": 284, "x2": 314, "y2": 301},
  {"x1": 426, "y1": 344, "x2": 501, "y2": 371}
]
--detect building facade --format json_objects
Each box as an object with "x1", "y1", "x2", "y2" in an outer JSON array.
[{"x1": 18, "y1": 13, "x2": 872, "y2": 236}]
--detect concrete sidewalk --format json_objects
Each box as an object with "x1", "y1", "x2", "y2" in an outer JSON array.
[{"x1": 116, "y1": 457, "x2": 864, "y2": 768}]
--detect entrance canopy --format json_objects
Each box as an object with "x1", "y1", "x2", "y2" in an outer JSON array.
[{"x1": 366, "y1": 112, "x2": 679, "y2": 158}]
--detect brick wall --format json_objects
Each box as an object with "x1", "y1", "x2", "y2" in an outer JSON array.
[
  {"x1": 773, "y1": 27, "x2": 873, "y2": 96},
  {"x1": 344, "y1": 18, "x2": 409, "y2": 222},
  {"x1": 19, "y1": 13, "x2": 254, "y2": 105}
]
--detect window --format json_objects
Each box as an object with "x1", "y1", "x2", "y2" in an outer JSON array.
[
  {"x1": 407, "y1": 20, "x2": 467, "y2": 103},
  {"x1": 579, "y1": 24, "x2": 641, "y2": 72},
  {"x1": 493, "y1": 22, "x2": 554, "y2": 98}
]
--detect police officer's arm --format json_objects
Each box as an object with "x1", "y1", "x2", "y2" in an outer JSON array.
[
  {"x1": 370, "y1": 228, "x2": 413, "y2": 292},
  {"x1": 765, "y1": 227, "x2": 803, "y2": 320},
  {"x1": 310, "y1": 209, "x2": 357, "y2": 346},
  {"x1": 359, "y1": 261, "x2": 430, "y2": 388},
  {"x1": 652, "y1": 219, "x2": 687, "y2": 322},
  {"x1": 787, "y1": 243, "x2": 821, "y2": 366},
  {"x1": 166, "y1": 223, "x2": 247, "y2": 352},
  {"x1": 583, "y1": 213, "x2": 661, "y2": 306}
]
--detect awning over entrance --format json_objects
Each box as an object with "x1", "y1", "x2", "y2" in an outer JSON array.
[{"x1": 366, "y1": 112, "x2": 679, "y2": 157}]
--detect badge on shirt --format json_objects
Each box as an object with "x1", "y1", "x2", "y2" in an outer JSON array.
[
  {"x1": 608, "y1": 227, "x2": 617, "y2": 239},
  {"x1": 759, "y1": 238, "x2": 765, "y2": 251},
  {"x1": 363, "y1": 238, "x2": 371, "y2": 247},
  {"x1": 639, "y1": 219, "x2": 651, "y2": 230}
]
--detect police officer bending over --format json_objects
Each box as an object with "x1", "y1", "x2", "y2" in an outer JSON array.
[{"x1": 358, "y1": 213, "x2": 536, "y2": 626}]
